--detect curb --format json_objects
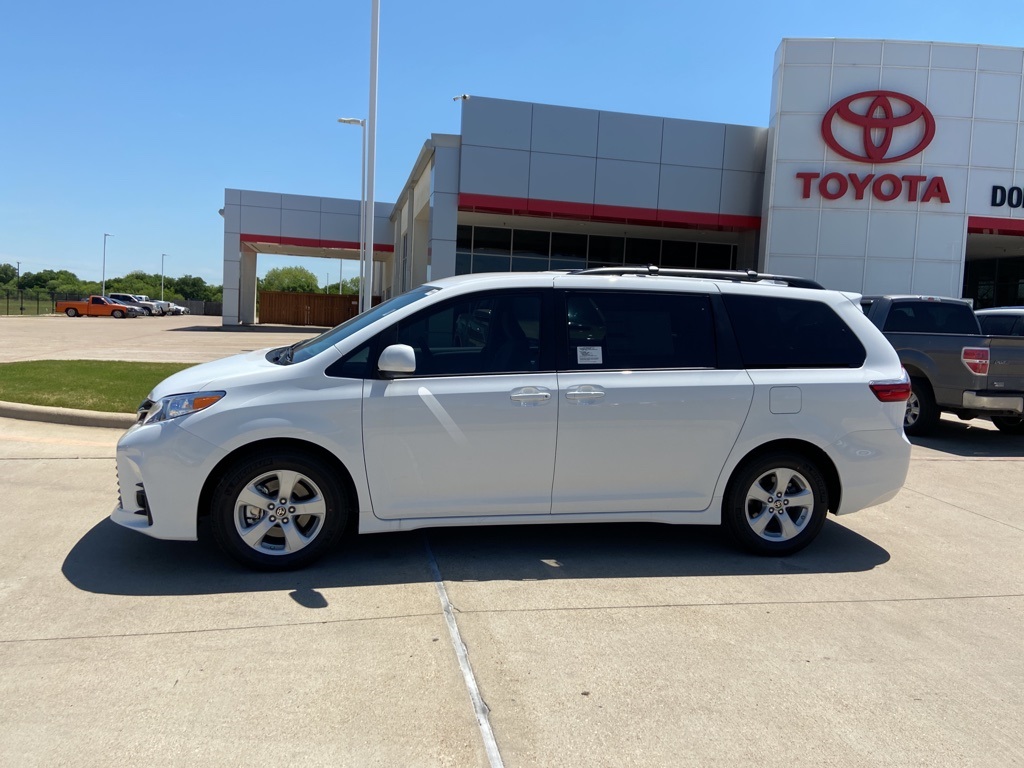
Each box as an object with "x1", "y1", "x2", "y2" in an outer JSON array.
[{"x1": 0, "y1": 400, "x2": 136, "y2": 429}]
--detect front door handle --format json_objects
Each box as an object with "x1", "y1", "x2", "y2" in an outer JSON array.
[
  {"x1": 565, "y1": 385, "x2": 605, "y2": 401},
  {"x1": 510, "y1": 386, "x2": 552, "y2": 405}
]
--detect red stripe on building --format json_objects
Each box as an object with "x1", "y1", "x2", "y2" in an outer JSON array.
[
  {"x1": 239, "y1": 233, "x2": 395, "y2": 252},
  {"x1": 459, "y1": 193, "x2": 761, "y2": 232},
  {"x1": 967, "y1": 216, "x2": 1024, "y2": 236}
]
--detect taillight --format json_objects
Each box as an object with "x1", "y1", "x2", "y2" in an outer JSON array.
[
  {"x1": 870, "y1": 370, "x2": 912, "y2": 402},
  {"x1": 962, "y1": 347, "x2": 989, "y2": 375}
]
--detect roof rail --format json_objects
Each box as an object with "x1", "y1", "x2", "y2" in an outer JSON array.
[{"x1": 575, "y1": 265, "x2": 824, "y2": 290}]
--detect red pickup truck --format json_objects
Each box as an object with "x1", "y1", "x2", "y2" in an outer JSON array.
[{"x1": 56, "y1": 296, "x2": 138, "y2": 318}]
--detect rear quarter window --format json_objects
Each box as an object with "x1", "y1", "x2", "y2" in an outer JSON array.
[
  {"x1": 977, "y1": 314, "x2": 1022, "y2": 336},
  {"x1": 883, "y1": 302, "x2": 980, "y2": 334},
  {"x1": 722, "y1": 295, "x2": 865, "y2": 368}
]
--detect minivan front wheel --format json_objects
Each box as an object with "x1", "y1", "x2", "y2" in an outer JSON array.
[
  {"x1": 724, "y1": 452, "x2": 828, "y2": 556},
  {"x1": 211, "y1": 450, "x2": 348, "y2": 570}
]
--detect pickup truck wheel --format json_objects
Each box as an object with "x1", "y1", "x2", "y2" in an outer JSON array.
[
  {"x1": 141, "y1": 307, "x2": 152, "y2": 316},
  {"x1": 65, "y1": 308, "x2": 78, "y2": 317},
  {"x1": 904, "y1": 379, "x2": 939, "y2": 436},
  {"x1": 992, "y1": 416, "x2": 1024, "y2": 435},
  {"x1": 210, "y1": 450, "x2": 349, "y2": 571},
  {"x1": 723, "y1": 451, "x2": 828, "y2": 556},
  {"x1": 112, "y1": 309, "x2": 125, "y2": 319}
]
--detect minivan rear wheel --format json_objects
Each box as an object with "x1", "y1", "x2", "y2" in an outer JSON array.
[
  {"x1": 210, "y1": 450, "x2": 349, "y2": 570},
  {"x1": 723, "y1": 452, "x2": 828, "y2": 556}
]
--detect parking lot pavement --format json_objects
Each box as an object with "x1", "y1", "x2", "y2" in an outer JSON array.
[
  {"x1": 0, "y1": 315, "x2": 321, "y2": 364},
  {"x1": 2, "y1": 414, "x2": 1023, "y2": 766}
]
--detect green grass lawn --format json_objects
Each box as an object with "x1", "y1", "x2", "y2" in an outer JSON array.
[{"x1": 0, "y1": 360, "x2": 194, "y2": 413}]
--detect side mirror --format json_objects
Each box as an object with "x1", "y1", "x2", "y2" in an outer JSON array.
[{"x1": 377, "y1": 344, "x2": 417, "y2": 377}]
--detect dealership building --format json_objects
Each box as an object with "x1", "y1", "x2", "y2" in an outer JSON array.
[{"x1": 221, "y1": 37, "x2": 1024, "y2": 325}]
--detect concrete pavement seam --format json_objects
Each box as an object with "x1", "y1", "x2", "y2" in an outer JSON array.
[{"x1": 424, "y1": 534, "x2": 504, "y2": 768}]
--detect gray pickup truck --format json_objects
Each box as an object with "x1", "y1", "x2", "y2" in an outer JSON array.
[{"x1": 861, "y1": 295, "x2": 1024, "y2": 435}]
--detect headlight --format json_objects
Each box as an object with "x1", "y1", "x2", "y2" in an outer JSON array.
[{"x1": 140, "y1": 391, "x2": 225, "y2": 425}]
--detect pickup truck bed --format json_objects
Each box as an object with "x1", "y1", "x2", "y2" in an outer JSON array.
[{"x1": 862, "y1": 295, "x2": 1024, "y2": 435}]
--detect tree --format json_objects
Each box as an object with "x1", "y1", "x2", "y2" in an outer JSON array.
[
  {"x1": 0, "y1": 263, "x2": 16, "y2": 286},
  {"x1": 261, "y1": 266, "x2": 320, "y2": 293}
]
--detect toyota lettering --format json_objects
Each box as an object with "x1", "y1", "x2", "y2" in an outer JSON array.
[{"x1": 797, "y1": 90, "x2": 949, "y2": 205}]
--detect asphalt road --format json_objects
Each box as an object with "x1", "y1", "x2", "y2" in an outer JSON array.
[{"x1": 1, "y1": 316, "x2": 1023, "y2": 766}]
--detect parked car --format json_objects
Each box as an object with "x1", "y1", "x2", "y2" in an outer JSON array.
[
  {"x1": 165, "y1": 303, "x2": 190, "y2": 315},
  {"x1": 861, "y1": 295, "x2": 1024, "y2": 435},
  {"x1": 56, "y1": 295, "x2": 138, "y2": 318},
  {"x1": 134, "y1": 294, "x2": 171, "y2": 315},
  {"x1": 108, "y1": 293, "x2": 161, "y2": 316},
  {"x1": 112, "y1": 268, "x2": 911, "y2": 570},
  {"x1": 976, "y1": 307, "x2": 1024, "y2": 337}
]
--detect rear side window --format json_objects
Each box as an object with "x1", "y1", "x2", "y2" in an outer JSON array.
[
  {"x1": 723, "y1": 295, "x2": 865, "y2": 368},
  {"x1": 977, "y1": 314, "x2": 1021, "y2": 336},
  {"x1": 564, "y1": 292, "x2": 715, "y2": 370},
  {"x1": 883, "y1": 302, "x2": 979, "y2": 334}
]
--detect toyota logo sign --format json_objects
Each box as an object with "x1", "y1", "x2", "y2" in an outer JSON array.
[{"x1": 821, "y1": 90, "x2": 935, "y2": 163}]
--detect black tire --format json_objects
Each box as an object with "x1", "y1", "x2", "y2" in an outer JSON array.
[
  {"x1": 992, "y1": 415, "x2": 1024, "y2": 435},
  {"x1": 141, "y1": 307, "x2": 152, "y2": 316},
  {"x1": 904, "y1": 378, "x2": 939, "y2": 436},
  {"x1": 723, "y1": 451, "x2": 829, "y2": 556},
  {"x1": 112, "y1": 309, "x2": 125, "y2": 319},
  {"x1": 65, "y1": 308, "x2": 78, "y2": 317},
  {"x1": 210, "y1": 450, "x2": 349, "y2": 570}
]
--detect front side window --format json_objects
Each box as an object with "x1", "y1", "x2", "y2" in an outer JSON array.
[
  {"x1": 564, "y1": 291, "x2": 715, "y2": 370},
  {"x1": 384, "y1": 292, "x2": 543, "y2": 376},
  {"x1": 723, "y1": 295, "x2": 866, "y2": 368},
  {"x1": 283, "y1": 285, "x2": 437, "y2": 365}
]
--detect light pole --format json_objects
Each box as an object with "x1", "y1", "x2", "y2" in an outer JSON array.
[
  {"x1": 365, "y1": 0, "x2": 380, "y2": 314},
  {"x1": 161, "y1": 253, "x2": 168, "y2": 300},
  {"x1": 16, "y1": 261, "x2": 23, "y2": 314},
  {"x1": 337, "y1": 117, "x2": 366, "y2": 313},
  {"x1": 101, "y1": 233, "x2": 112, "y2": 296}
]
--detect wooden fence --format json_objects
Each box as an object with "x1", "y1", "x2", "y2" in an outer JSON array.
[{"x1": 258, "y1": 291, "x2": 375, "y2": 327}]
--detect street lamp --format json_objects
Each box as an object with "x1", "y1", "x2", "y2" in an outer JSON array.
[
  {"x1": 16, "y1": 261, "x2": 23, "y2": 314},
  {"x1": 337, "y1": 117, "x2": 366, "y2": 313},
  {"x1": 101, "y1": 233, "x2": 112, "y2": 296},
  {"x1": 161, "y1": 253, "x2": 168, "y2": 301},
  {"x1": 365, "y1": 0, "x2": 380, "y2": 314}
]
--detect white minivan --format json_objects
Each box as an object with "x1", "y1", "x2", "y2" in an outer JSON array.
[{"x1": 112, "y1": 268, "x2": 912, "y2": 570}]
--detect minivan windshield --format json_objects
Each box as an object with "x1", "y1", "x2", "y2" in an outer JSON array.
[{"x1": 277, "y1": 285, "x2": 438, "y2": 365}]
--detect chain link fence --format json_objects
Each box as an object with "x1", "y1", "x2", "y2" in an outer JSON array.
[{"x1": 1, "y1": 290, "x2": 222, "y2": 316}]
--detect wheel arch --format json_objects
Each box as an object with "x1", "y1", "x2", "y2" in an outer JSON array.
[
  {"x1": 723, "y1": 439, "x2": 841, "y2": 515},
  {"x1": 197, "y1": 437, "x2": 359, "y2": 533}
]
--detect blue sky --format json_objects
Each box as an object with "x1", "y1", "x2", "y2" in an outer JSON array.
[{"x1": 1, "y1": 1, "x2": 1018, "y2": 286}]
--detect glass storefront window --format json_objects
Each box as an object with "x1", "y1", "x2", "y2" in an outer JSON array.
[
  {"x1": 472, "y1": 253, "x2": 511, "y2": 273},
  {"x1": 512, "y1": 256, "x2": 549, "y2": 272},
  {"x1": 513, "y1": 230, "x2": 550, "y2": 259},
  {"x1": 551, "y1": 232, "x2": 587, "y2": 263},
  {"x1": 456, "y1": 225, "x2": 473, "y2": 251},
  {"x1": 473, "y1": 227, "x2": 512, "y2": 255},
  {"x1": 662, "y1": 241, "x2": 697, "y2": 268},
  {"x1": 625, "y1": 238, "x2": 660, "y2": 266},
  {"x1": 697, "y1": 243, "x2": 733, "y2": 270},
  {"x1": 588, "y1": 235, "x2": 625, "y2": 267}
]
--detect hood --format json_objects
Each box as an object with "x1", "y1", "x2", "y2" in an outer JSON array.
[{"x1": 149, "y1": 348, "x2": 281, "y2": 400}]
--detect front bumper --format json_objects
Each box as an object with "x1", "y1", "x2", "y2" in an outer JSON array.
[{"x1": 111, "y1": 421, "x2": 227, "y2": 541}]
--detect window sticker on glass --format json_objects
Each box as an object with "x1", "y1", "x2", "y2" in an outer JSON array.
[{"x1": 577, "y1": 346, "x2": 603, "y2": 365}]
